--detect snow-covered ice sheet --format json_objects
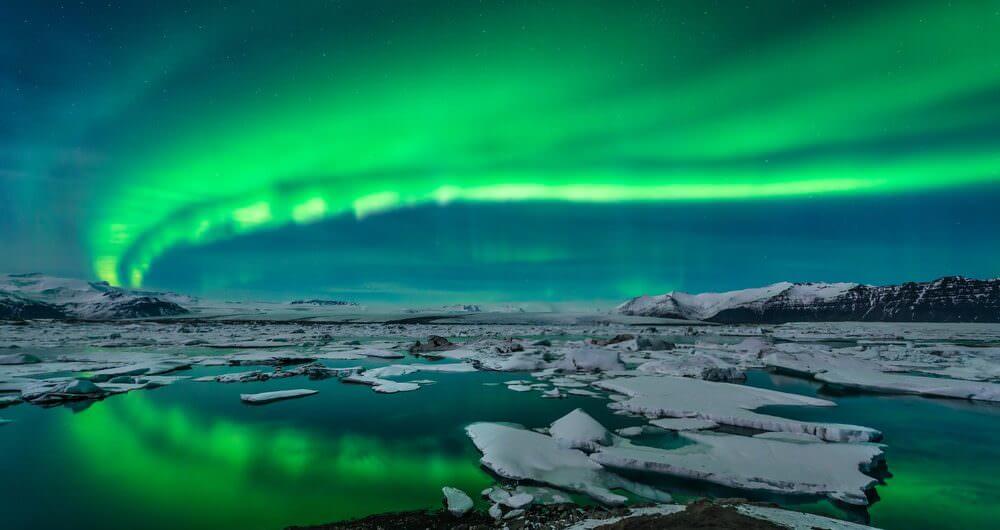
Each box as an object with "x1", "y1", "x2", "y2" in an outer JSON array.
[
  {"x1": 596, "y1": 375, "x2": 881, "y2": 442},
  {"x1": 592, "y1": 430, "x2": 884, "y2": 506},
  {"x1": 240, "y1": 389, "x2": 318, "y2": 404},
  {"x1": 465, "y1": 421, "x2": 671, "y2": 506}
]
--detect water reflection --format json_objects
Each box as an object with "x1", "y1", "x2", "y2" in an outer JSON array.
[{"x1": 65, "y1": 391, "x2": 491, "y2": 529}]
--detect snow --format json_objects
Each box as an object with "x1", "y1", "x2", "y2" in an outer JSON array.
[
  {"x1": 567, "y1": 505, "x2": 687, "y2": 530},
  {"x1": 21, "y1": 378, "x2": 108, "y2": 404},
  {"x1": 240, "y1": 389, "x2": 318, "y2": 404},
  {"x1": 636, "y1": 352, "x2": 745, "y2": 381},
  {"x1": 618, "y1": 281, "x2": 858, "y2": 320},
  {"x1": 0, "y1": 394, "x2": 23, "y2": 406},
  {"x1": 503, "y1": 493, "x2": 534, "y2": 509},
  {"x1": 557, "y1": 346, "x2": 624, "y2": 372},
  {"x1": 342, "y1": 373, "x2": 420, "y2": 394},
  {"x1": 441, "y1": 486, "x2": 473, "y2": 516},
  {"x1": 592, "y1": 431, "x2": 885, "y2": 505},
  {"x1": 549, "y1": 408, "x2": 614, "y2": 452},
  {"x1": 596, "y1": 375, "x2": 881, "y2": 442},
  {"x1": 569, "y1": 504, "x2": 878, "y2": 530},
  {"x1": 0, "y1": 273, "x2": 189, "y2": 319},
  {"x1": 736, "y1": 505, "x2": 881, "y2": 529},
  {"x1": 465, "y1": 422, "x2": 671, "y2": 506},
  {"x1": 765, "y1": 347, "x2": 1000, "y2": 402},
  {"x1": 649, "y1": 417, "x2": 718, "y2": 431},
  {"x1": 0, "y1": 353, "x2": 41, "y2": 365},
  {"x1": 88, "y1": 360, "x2": 190, "y2": 382},
  {"x1": 355, "y1": 348, "x2": 405, "y2": 359}
]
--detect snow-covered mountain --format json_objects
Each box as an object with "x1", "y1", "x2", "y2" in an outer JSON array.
[
  {"x1": 618, "y1": 277, "x2": 1000, "y2": 323},
  {"x1": 0, "y1": 273, "x2": 190, "y2": 320}
]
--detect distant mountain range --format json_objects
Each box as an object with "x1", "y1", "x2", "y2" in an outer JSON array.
[
  {"x1": 0, "y1": 273, "x2": 190, "y2": 320},
  {"x1": 618, "y1": 276, "x2": 1000, "y2": 323}
]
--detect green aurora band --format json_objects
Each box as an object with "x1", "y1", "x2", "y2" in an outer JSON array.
[{"x1": 80, "y1": 1, "x2": 1000, "y2": 286}]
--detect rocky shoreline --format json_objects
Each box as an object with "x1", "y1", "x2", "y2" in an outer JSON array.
[{"x1": 288, "y1": 500, "x2": 849, "y2": 530}]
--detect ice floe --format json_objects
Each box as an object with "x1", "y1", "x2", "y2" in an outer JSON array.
[
  {"x1": 596, "y1": 375, "x2": 881, "y2": 442},
  {"x1": 240, "y1": 389, "x2": 318, "y2": 404},
  {"x1": 592, "y1": 430, "x2": 884, "y2": 505},
  {"x1": 441, "y1": 486, "x2": 473, "y2": 517},
  {"x1": 549, "y1": 408, "x2": 615, "y2": 452},
  {"x1": 765, "y1": 347, "x2": 1000, "y2": 402},
  {"x1": 465, "y1": 421, "x2": 671, "y2": 505}
]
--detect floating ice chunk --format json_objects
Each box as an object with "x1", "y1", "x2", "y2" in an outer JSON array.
[
  {"x1": 736, "y1": 504, "x2": 881, "y2": 529},
  {"x1": 549, "y1": 408, "x2": 614, "y2": 452},
  {"x1": 765, "y1": 350, "x2": 1000, "y2": 402},
  {"x1": 592, "y1": 431, "x2": 884, "y2": 506},
  {"x1": 596, "y1": 375, "x2": 880, "y2": 442},
  {"x1": 506, "y1": 384, "x2": 532, "y2": 392},
  {"x1": 614, "y1": 426, "x2": 645, "y2": 437},
  {"x1": 817, "y1": 368, "x2": 1000, "y2": 402},
  {"x1": 88, "y1": 360, "x2": 190, "y2": 382},
  {"x1": 558, "y1": 346, "x2": 624, "y2": 372},
  {"x1": 208, "y1": 370, "x2": 267, "y2": 383},
  {"x1": 502, "y1": 493, "x2": 533, "y2": 509},
  {"x1": 365, "y1": 363, "x2": 476, "y2": 379},
  {"x1": 240, "y1": 389, "x2": 318, "y2": 404},
  {"x1": 479, "y1": 352, "x2": 547, "y2": 371},
  {"x1": 355, "y1": 348, "x2": 405, "y2": 359},
  {"x1": 465, "y1": 422, "x2": 671, "y2": 506},
  {"x1": 649, "y1": 417, "x2": 717, "y2": 431},
  {"x1": 0, "y1": 353, "x2": 41, "y2": 365},
  {"x1": 637, "y1": 353, "x2": 745, "y2": 382},
  {"x1": 441, "y1": 486, "x2": 473, "y2": 517},
  {"x1": 21, "y1": 378, "x2": 108, "y2": 404},
  {"x1": 0, "y1": 394, "x2": 22, "y2": 407},
  {"x1": 754, "y1": 431, "x2": 824, "y2": 443},
  {"x1": 512, "y1": 485, "x2": 572, "y2": 505},
  {"x1": 342, "y1": 373, "x2": 420, "y2": 394}
]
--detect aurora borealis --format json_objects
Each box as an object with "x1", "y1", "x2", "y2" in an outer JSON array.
[{"x1": 2, "y1": 1, "x2": 999, "y2": 302}]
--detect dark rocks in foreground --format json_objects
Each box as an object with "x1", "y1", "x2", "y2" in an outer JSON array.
[
  {"x1": 619, "y1": 276, "x2": 1000, "y2": 324},
  {"x1": 286, "y1": 501, "x2": 785, "y2": 530}
]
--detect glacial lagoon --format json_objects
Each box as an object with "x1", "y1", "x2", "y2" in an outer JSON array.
[{"x1": 2, "y1": 352, "x2": 998, "y2": 530}]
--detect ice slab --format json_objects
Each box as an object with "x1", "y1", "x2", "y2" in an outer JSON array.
[
  {"x1": 592, "y1": 431, "x2": 884, "y2": 506},
  {"x1": 596, "y1": 375, "x2": 881, "y2": 442},
  {"x1": 549, "y1": 408, "x2": 614, "y2": 452},
  {"x1": 766, "y1": 349, "x2": 1000, "y2": 402},
  {"x1": 441, "y1": 486, "x2": 473, "y2": 517},
  {"x1": 736, "y1": 504, "x2": 881, "y2": 529},
  {"x1": 649, "y1": 417, "x2": 718, "y2": 431},
  {"x1": 465, "y1": 422, "x2": 671, "y2": 506},
  {"x1": 240, "y1": 389, "x2": 318, "y2": 404}
]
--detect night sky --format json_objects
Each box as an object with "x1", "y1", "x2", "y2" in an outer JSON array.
[{"x1": 2, "y1": 1, "x2": 999, "y2": 304}]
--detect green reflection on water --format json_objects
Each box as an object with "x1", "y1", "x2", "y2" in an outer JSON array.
[{"x1": 64, "y1": 391, "x2": 491, "y2": 529}]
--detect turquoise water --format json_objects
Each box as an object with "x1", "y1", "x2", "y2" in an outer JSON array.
[{"x1": 1, "y1": 364, "x2": 998, "y2": 529}]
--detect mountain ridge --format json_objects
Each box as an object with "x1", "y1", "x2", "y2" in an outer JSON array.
[
  {"x1": 0, "y1": 273, "x2": 190, "y2": 320},
  {"x1": 618, "y1": 276, "x2": 1000, "y2": 323}
]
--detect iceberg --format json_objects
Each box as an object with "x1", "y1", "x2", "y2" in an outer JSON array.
[{"x1": 441, "y1": 486, "x2": 473, "y2": 517}]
